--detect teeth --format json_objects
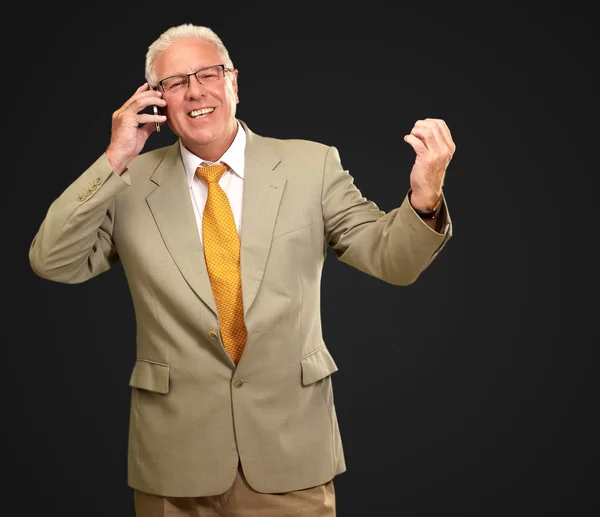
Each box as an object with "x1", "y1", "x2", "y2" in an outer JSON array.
[{"x1": 189, "y1": 108, "x2": 215, "y2": 118}]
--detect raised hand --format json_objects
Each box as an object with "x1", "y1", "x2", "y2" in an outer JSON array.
[
  {"x1": 403, "y1": 118, "x2": 456, "y2": 210},
  {"x1": 105, "y1": 83, "x2": 167, "y2": 175}
]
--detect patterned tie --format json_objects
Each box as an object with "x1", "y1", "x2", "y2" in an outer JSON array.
[{"x1": 195, "y1": 163, "x2": 247, "y2": 365}]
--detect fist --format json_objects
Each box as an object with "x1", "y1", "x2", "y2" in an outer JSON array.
[{"x1": 404, "y1": 118, "x2": 456, "y2": 208}]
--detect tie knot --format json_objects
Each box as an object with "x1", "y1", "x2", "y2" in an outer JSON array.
[{"x1": 196, "y1": 164, "x2": 229, "y2": 184}]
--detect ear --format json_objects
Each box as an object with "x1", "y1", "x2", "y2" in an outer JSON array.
[{"x1": 231, "y1": 69, "x2": 239, "y2": 103}]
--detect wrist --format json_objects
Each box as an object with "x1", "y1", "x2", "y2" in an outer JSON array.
[
  {"x1": 105, "y1": 147, "x2": 129, "y2": 176},
  {"x1": 409, "y1": 188, "x2": 442, "y2": 211},
  {"x1": 408, "y1": 188, "x2": 443, "y2": 219}
]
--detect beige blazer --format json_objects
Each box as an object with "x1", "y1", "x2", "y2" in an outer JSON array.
[{"x1": 29, "y1": 120, "x2": 452, "y2": 497}]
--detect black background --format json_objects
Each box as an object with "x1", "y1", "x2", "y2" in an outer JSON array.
[{"x1": 9, "y1": 3, "x2": 596, "y2": 516}]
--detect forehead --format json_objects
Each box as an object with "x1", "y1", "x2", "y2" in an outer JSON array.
[{"x1": 155, "y1": 39, "x2": 222, "y2": 77}]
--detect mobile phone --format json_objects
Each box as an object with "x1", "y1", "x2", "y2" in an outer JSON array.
[
  {"x1": 149, "y1": 84, "x2": 161, "y2": 132},
  {"x1": 152, "y1": 104, "x2": 161, "y2": 132}
]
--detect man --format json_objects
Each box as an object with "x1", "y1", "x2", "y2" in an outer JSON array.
[{"x1": 29, "y1": 23, "x2": 455, "y2": 517}]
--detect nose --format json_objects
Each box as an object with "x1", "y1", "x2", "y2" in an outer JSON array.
[{"x1": 185, "y1": 74, "x2": 209, "y2": 99}]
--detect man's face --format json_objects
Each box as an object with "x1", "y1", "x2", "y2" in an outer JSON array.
[{"x1": 154, "y1": 38, "x2": 239, "y2": 159}]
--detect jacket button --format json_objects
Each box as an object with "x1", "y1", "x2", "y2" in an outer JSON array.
[
  {"x1": 208, "y1": 330, "x2": 218, "y2": 340},
  {"x1": 233, "y1": 378, "x2": 244, "y2": 388}
]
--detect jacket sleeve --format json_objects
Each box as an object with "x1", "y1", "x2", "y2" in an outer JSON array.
[
  {"x1": 29, "y1": 153, "x2": 131, "y2": 284},
  {"x1": 321, "y1": 146, "x2": 453, "y2": 286}
]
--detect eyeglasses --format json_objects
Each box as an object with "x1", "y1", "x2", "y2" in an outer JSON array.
[{"x1": 158, "y1": 64, "x2": 232, "y2": 94}]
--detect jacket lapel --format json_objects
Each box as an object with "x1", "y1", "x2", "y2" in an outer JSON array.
[
  {"x1": 239, "y1": 121, "x2": 286, "y2": 317},
  {"x1": 146, "y1": 144, "x2": 217, "y2": 314}
]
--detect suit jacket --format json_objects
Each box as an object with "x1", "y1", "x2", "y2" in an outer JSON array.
[{"x1": 29, "y1": 120, "x2": 452, "y2": 497}]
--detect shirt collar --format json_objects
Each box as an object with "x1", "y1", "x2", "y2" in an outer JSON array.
[{"x1": 180, "y1": 120, "x2": 246, "y2": 188}]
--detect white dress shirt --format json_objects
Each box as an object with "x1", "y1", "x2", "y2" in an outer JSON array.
[{"x1": 180, "y1": 121, "x2": 246, "y2": 245}]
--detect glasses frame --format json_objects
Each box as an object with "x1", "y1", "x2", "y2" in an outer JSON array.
[{"x1": 157, "y1": 64, "x2": 232, "y2": 94}]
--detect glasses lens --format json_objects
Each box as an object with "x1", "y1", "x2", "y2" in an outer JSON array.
[
  {"x1": 162, "y1": 75, "x2": 187, "y2": 93},
  {"x1": 196, "y1": 65, "x2": 223, "y2": 83}
]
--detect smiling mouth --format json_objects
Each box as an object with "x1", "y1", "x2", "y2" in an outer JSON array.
[{"x1": 189, "y1": 107, "x2": 215, "y2": 118}]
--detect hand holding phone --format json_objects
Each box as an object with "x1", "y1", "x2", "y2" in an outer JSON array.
[{"x1": 106, "y1": 83, "x2": 167, "y2": 174}]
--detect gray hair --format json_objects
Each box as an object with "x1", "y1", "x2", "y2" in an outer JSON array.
[{"x1": 145, "y1": 24, "x2": 234, "y2": 87}]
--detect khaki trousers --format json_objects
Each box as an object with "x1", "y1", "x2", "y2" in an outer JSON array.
[{"x1": 133, "y1": 465, "x2": 336, "y2": 517}]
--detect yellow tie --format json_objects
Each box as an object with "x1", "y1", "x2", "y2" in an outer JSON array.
[{"x1": 196, "y1": 163, "x2": 247, "y2": 365}]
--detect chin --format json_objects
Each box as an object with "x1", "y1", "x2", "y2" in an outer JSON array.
[
  {"x1": 179, "y1": 127, "x2": 216, "y2": 149},
  {"x1": 192, "y1": 127, "x2": 220, "y2": 143}
]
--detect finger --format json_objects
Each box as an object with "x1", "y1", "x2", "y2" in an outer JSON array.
[
  {"x1": 425, "y1": 118, "x2": 456, "y2": 155},
  {"x1": 136, "y1": 89, "x2": 164, "y2": 103},
  {"x1": 427, "y1": 118, "x2": 451, "y2": 144},
  {"x1": 417, "y1": 119, "x2": 449, "y2": 148},
  {"x1": 136, "y1": 113, "x2": 167, "y2": 126},
  {"x1": 125, "y1": 83, "x2": 155, "y2": 106},
  {"x1": 140, "y1": 119, "x2": 158, "y2": 138},
  {"x1": 123, "y1": 84, "x2": 164, "y2": 110},
  {"x1": 411, "y1": 120, "x2": 440, "y2": 151},
  {"x1": 136, "y1": 83, "x2": 151, "y2": 94},
  {"x1": 128, "y1": 93, "x2": 167, "y2": 115},
  {"x1": 403, "y1": 133, "x2": 427, "y2": 156}
]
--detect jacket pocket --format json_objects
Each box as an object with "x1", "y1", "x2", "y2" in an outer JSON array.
[
  {"x1": 272, "y1": 209, "x2": 313, "y2": 240},
  {"x1": 128, "y1": 359, "x2": 170, "y2": 394},
  {"x1": 300, "y1": 346, "x2": 339, "y2": 386}
]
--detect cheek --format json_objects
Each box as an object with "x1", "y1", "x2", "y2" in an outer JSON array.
[{"x1": 166, "y1": 105, "x2": 187, "y2": 123}]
